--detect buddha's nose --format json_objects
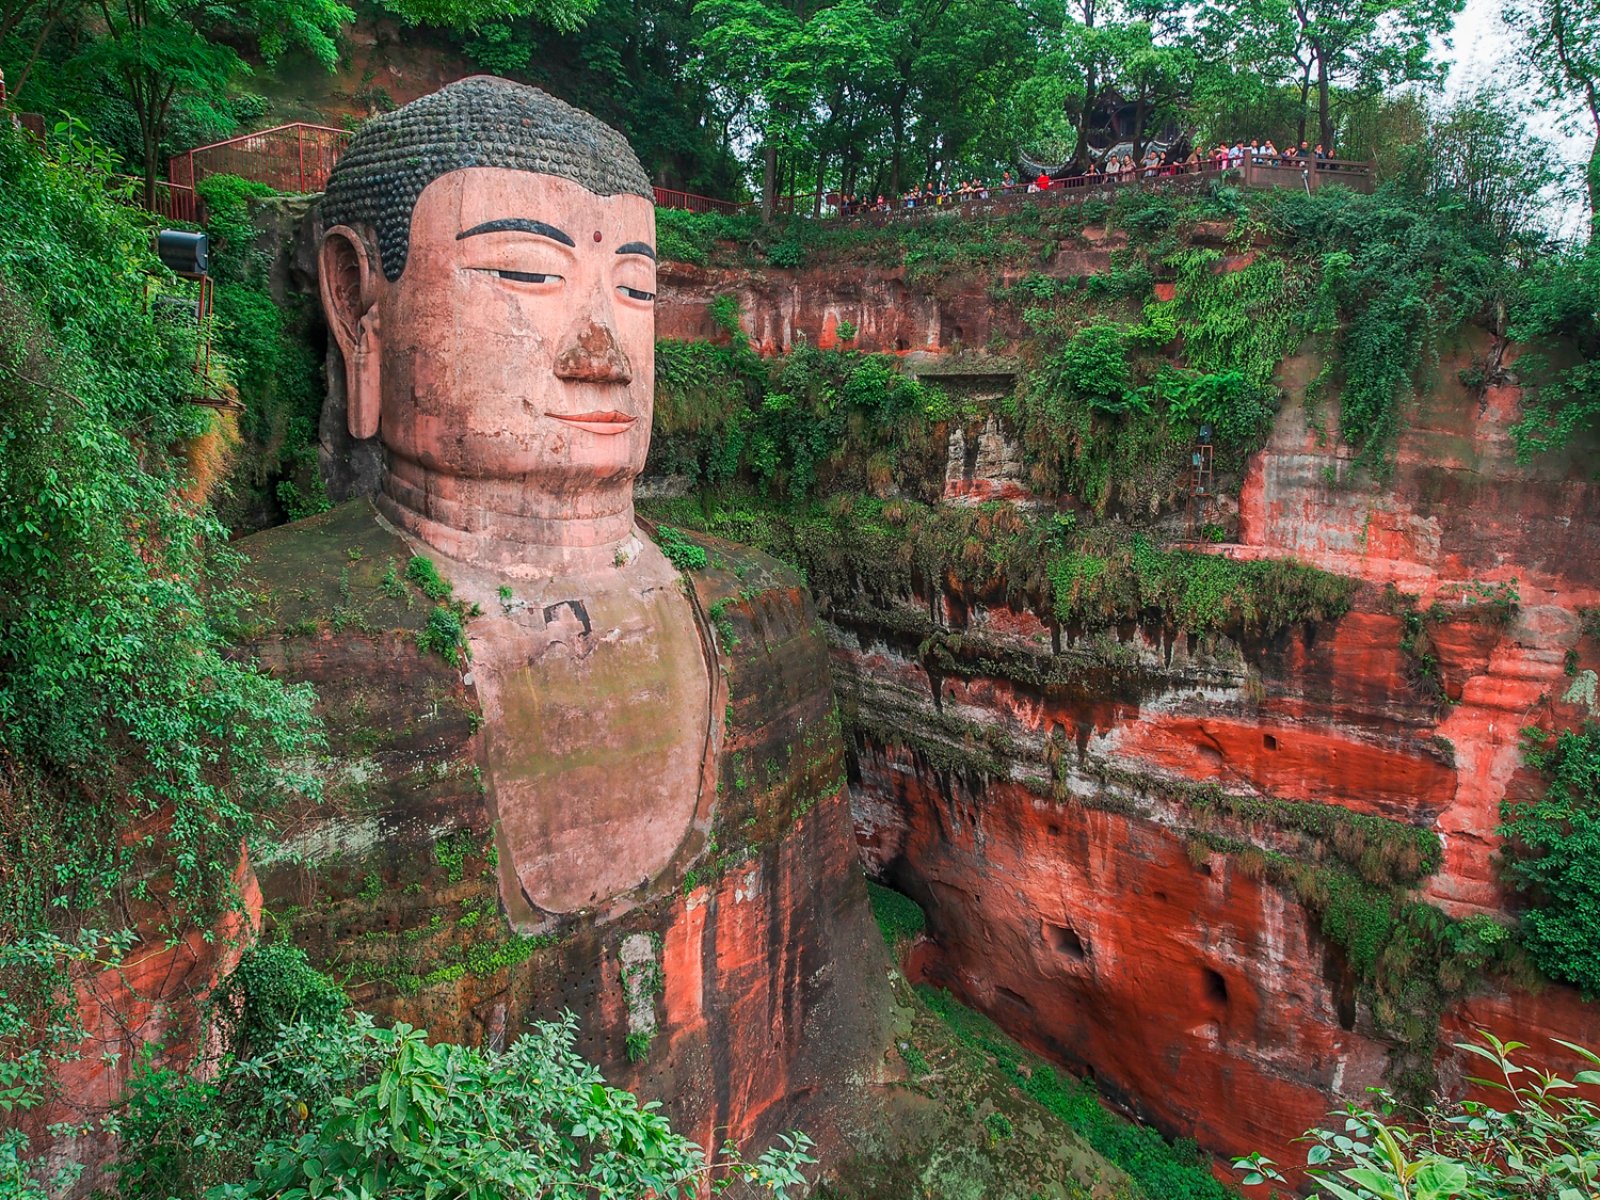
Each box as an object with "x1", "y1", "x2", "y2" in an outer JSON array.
[{"x1": 553, "y1": 319, "x2": 632, "y2": 384}]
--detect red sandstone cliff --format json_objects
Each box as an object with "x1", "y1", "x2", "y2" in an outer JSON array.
[{"x1": 657, "y1": 265, "x2": 1600, "y2": 1173}]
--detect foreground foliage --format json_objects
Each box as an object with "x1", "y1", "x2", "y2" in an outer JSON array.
[
  {"x1": 107, "y1": 945, "x2": 813, "y2": 1199},
  {"x1": 0, "y1": 120, "x2": 316, "y2": 1178},
  {"x1": 1499, "y1": 722, "x2": 1600, "y2": 997},
  {"x1": 1239, "y1": 1031, "x2": 1600, "y2": 1200}
]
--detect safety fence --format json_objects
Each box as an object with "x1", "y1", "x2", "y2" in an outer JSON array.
[{"x1": 168, "y1": 122, "x2": 353, "y2": 198}]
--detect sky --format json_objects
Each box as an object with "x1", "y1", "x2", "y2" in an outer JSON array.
[{"x1": 1442, "y1": 0, "x2": 1590, "y2": 238}]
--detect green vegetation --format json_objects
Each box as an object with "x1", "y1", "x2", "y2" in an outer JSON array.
[
  {"x1": 1507, "y1": 248, "x2": 1600, "y2": 459},
  {"x1": 7, "y1": 0, "x2": 349, "y2": 205},
  {"x1": 1239, "y1": 1031, "x2": 1600, "y2": 1200},
  {"x1": 651, "y1": 524, "x2": 710, "y2": 571},
  {"x1": 433, "y1": 828, "x2": 481, "y2": 884},
  {"x1": 921, "y1": 987, "x2": 1234, "y2": 1200},
  {"x1": 197, "y1": 173, "x2": 330, "y2": 531},
  {"x1": 653, "y1": 337, "x2": 948, "y2": 500},
  {"x1": 1049, "y1": 532, "x2": 1353, "y2": 633},
  {"x1": 110, "y1": 945, "x2": 817, "y2": 1199},
  {"x1": 417, "y1": 605, "x2": 465, "y2": 660},
  {"x1": 645, "y1": 493, "x2": 1352, "y2": 638},
  {"x1": 0, "y1": 122, "x2": 319, "y2": 1180},
  {"x1": 868, "y1": 881, "x2": 928, "y2": 948},
  {"x1": 404, "y1": 555, "x2": 454, "y2": 601},
  {"x1": 1499, "y1": 722, "x2": 1600, "y2": 996}
]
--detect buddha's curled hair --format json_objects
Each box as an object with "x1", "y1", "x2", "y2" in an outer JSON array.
[{"x1": 322, "y1": 76, "x2": 653, "y2": 281}]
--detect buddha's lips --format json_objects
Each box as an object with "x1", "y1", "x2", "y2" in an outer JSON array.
[{"x1": 547, "y1": 411, "x2": 637, "y2": 436}]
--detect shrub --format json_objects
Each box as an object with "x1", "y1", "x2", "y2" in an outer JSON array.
[
  {"x1": 868, "y1": 882, "x2": 927, "y2": 948},
  {"x1": 418, "y1": 605, "x2": 465, "y2": 659},
  {"x1": 1048, "y1": 323, "x2": 1139, "y2": 414},
  {"x1": 1238, "y1": 1031, "x2": 1600, "y2": 1200},
  {"x1": 116, "y1": 999, "x2": 817, "y2": 1199},
  {"x1": 653, "y1": 525, "x2": 709, "y2": 571},
  {"x1": 1499, "y1": 722, "x2": 1600, "y2": 995}
]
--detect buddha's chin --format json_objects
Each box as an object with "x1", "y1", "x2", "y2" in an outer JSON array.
[{"x1": 390, "y1": 445, "x2": 644, "y2": 488}]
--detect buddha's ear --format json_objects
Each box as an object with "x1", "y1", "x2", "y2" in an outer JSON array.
[{"x1": 319, "y1": 225, "x2": 383, "y2": 440}]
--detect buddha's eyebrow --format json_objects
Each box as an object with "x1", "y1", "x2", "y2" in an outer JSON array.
[
  {"x1": 616, "y1": 241, "x2": 656, "y2": 260},
  {"x1": 456, "y1": 219, "x2": 575, "y2": 247}
]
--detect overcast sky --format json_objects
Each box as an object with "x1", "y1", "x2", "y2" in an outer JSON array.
[{"x1": 1443, "y1": 0, "x2": 1590, "y2": 238}]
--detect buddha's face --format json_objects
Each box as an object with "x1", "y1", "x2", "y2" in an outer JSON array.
[{"x1": 326, "y1": 167, "x2": 657, "y2": 496}]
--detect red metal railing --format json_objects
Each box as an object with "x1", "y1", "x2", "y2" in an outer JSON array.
[
  {"x1": 169, "y1": 122, "x2": 352, "y2": 196},
  {"x1": 110, "y1": 176, "x2": 200, "y2": 222},
  {"x1": 653, "y1": 186, "x2": 742, "y2": 215}
]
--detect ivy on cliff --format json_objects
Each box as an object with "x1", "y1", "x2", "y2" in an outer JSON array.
[
  {"x1": 1049, "y1": 531, "x2": 1352, "y2": 633},
  {"x1": 1260, "y1": 184, "x2": 1505, "y2": 464},
  {"x1": 1499, "y1": 722, "x2": 1600, "y2": 997},
  {"x1": 644, "y1": 493, "x2": 1352, "y2": 639},
  {"x1": 650, "y1": 334, "x2": 953, "y2": 501},
  {"x1": 196, "y1": 173, "x2": 330, "y2": 530},
  {"x1": 0, "y1": 122, "x2": 319, "y2": 1164}
]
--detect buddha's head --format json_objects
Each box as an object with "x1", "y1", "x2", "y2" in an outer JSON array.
[{"x1": 320, "y1": 78, "x2": 656, "y2": 566}]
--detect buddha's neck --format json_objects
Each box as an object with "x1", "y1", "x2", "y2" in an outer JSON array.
[{"x1": 377, "y1": 456, "x2": 635, "y2": 579}]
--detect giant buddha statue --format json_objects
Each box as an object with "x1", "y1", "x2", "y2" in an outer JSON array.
[{"x1": 233, "y1": 76, "x2": 890, "y2": 1161}]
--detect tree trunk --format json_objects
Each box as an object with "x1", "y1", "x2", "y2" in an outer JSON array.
[
  {"x1": 12, "y1": 4, "x2": 63, "y2": 100},
  {"x1": 813, "y1": 150, "x2": 826, "y2": 217},
  {"x1": 1075, "y1": 64, "x2": 1098, "y2": 168},
  {"x1": 141, "y1": 103, "x2": 159, "y2": 212},
  {"x1": 1317, "y1": 50, "x2": 1333, "y2": 152},
  {"x1": 1131, "y1": 93, "x2": 1148, "y2": 161},
  {"x1": 889, "y1": 82, "x2": 908, "y2": 197},
  {"x1": 1588, "y1": 128, "x2": 1599, "y2": 244},
  {"x1": 1296, "y1": 72, "x2": 1310, "y2": 145},
  {"x1": 761, "y1": 141, "x2": 776, "y2": 222}
]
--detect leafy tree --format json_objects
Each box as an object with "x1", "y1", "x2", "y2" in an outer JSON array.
[
  {"x1": 1504, "y1": 0, "x2": 1600, "y2": 239},
  {"x1": 902, "y1": 0, "x2": 1041, "y2": 181},
  {"x1": 1237, "y1": 1031, "x2": 1600, "y2": 1199},
  {"x1": 1101, "y1": 15, "x2": 1196, "y2": 160},
  {"x1": 1499, "y1": 722, "x2": 1600, "y2": 995},
  {"x1": 1407, "y1": 88, "x2": 1561, "y2": 248},
  {"x1": 76, "y1": 0, "x2": 352, "y2": 204},
  {"x1": 693, "y1": 0, "x2": 807, "y2": 217},
  {"x1": 113, "y1": 973, "x2": 817, "y2": 1199},
  {"x1": 382, "y1": 0, "x2": 596, "y2": 31},
  {"x1": 1204, "y1": 0, "x2": 1462, "y2": 153},
  {"x1": 0, "y1": 0, "x2": 79, "y2": 99}
]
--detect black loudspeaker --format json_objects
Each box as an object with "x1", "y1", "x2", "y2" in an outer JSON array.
[{"x1": 156, "y1": 229, "x2": 208, "y2": 276}]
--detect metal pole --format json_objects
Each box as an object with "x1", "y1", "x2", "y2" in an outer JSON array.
[{"x1": 298, "y1": 126, "x2": 306, "y2": 193}]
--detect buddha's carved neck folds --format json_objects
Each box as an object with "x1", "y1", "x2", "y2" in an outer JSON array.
[{"x1": 376, "y1": 454, "x2": 640, "y2": 579}]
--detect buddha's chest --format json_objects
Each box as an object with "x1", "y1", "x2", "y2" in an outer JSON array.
[{"x1": 461, "y1": 562, "x2": 715, "y2": 920}]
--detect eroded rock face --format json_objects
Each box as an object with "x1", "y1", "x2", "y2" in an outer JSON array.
[
  {"x1": 824, "y1": 337, "x2": 1600, "y2": 1171},
  {"x1": 658, "y1": 245, "x2": 1123, "y2": 357},
  {"x1": 234, "y1": 500, "x2": 892, "y2": 1160},
  {"x1": 860, "y1": 740, "x2": 1393, "y2": 1159},
  {"x1": 20, "y1": 847, "x2": 259, "y2": 1196}
]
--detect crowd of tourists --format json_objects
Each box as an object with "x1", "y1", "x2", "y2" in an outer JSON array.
[{"x1": 831, "y1": 137, "x2": 1341, "y2": 215}]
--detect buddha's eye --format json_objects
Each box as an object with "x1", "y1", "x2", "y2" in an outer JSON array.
[
  {"x1": 618, "y1": 285, "x2": 655, "y2": 302},
  {"x1": 490, "y1": 269, "x2": 561, "y2": 285}
]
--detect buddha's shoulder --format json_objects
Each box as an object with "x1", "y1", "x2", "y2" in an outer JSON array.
[
  {"x1": 652, "y1": 524, "x2": 826, "y2": 667},
  {"x1": 228, "y1": 498, "x2": 439, "y2": 642}
]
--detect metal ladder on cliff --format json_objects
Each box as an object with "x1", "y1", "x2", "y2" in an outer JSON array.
[{"x1": 1186, "y1": 435, "x2": 1214, "y2": 540}]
